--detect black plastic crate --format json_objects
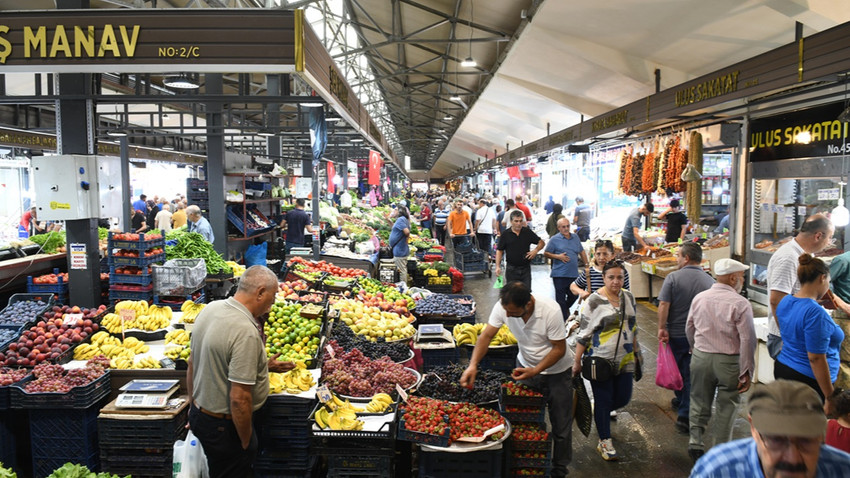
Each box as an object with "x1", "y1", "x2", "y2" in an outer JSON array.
[
  {"x1": 98, "y1": 410, "x2": 188, "y2": 448},
  {"x1": 258, "y1": 421, "x2": 311, "y2": 441},
  {"x1": 508, "y1": 467, "x2": 553, "y2": 478},
  {"x1": 424, "y1": 283, "x2": 452, "y2": 294},
  {"x1": 109, "y1": 290, "x2": 154, "y2": 303},
  {"x1": 30, "y1": 407, "x2": 100, "y2": 475},
  {"x1": 420, "y1": 347, "x2": 460, "y2": 371},
  {"x1": 255, "y1": 456, "x2": 318, "y2": 478},
  {"x1": 479, "y1": 347, "x2": 518, "y2": 374},
  {"x1": 0, "y1": 293, "x2": 55, "y2": 326},
  {"x1": 511, "y1": 436, "x2": 553, "y2": 452},
  {"x1": 264, "y1": 395, "x2": 317, "y2": 420},
  {"x1": 0, "y1": 368, "x2": 29, "y2": 410},
  {"x1": 11, "y1": 371, "x2": 110, "y2": 409},
  {"x1": 396, "y1": 417, "x2": 450, "y2": 447},
  {"x1": 0, "y1": 410, "x2": 17, "y2": 471},
  {"x1": 419, "y1": 448, "x2": 502, "y2": 478},
  {"x1": 255, "y1": 445, "x2": 312, "y2": 470},
  {"x1": 187, "y1": 178, "x2": 208, "y2": 189},
  {"x1": 327, "y1": 453, "x2": 393, "y2": 478},
  {"x1": 499, "y1": 382, "x2": 547, "y2": 408},
  {"x1": 500, "y1": 403, "x2": 546, "y2": 424},
  {"x1": 100, "y1": 447, "x2": 172, "y2": 478}
]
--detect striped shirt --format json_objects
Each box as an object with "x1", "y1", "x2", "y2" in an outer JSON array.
[
  {"x1": 690, "y1": 438, "x2": 850, "y2": 478},
  {"x1": 433, "y1": 207, "x2": 451, "y2": 226},
  {"x1": 766, "y1": 238, "x2": 804, "y2": 336},
  {"x1": 573, "y1": 266, "x2": 631, "y2": 294},
  {"x1": 686, "y1": 283, "x2": 756, "y2": 379}
]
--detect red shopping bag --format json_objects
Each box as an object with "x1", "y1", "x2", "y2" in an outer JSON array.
[{"x1": 655, "y1": 341, "x2": 683, "y2": 391}]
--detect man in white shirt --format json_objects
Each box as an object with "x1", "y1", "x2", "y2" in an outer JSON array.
[
  {"x1": 154, "y1": 203, "x2": 173, "y2": 233},
  {"x1": 474, "y1": 199, "x2": 498, "y2": 264},
  {"x1": 765, "y1": 214, "x2": 836, "y2": 358},
  {"x1": 461, "y1": 282, "x2": 573, "y2": 478}
]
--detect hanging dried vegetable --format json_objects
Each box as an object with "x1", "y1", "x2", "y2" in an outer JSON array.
[
  {"x1": 629, "y1": 153, "x2": 645, "y2": 197},
  {"x1": 656, "y1": 138, "x2": 668, "y2": 194},
  {"x1": 620, "y1": 149, "x2": 633, "y2": 195},
  {"x1": 641, "y1": 143, "x2": 657, "y2": 194},
  {"x1": 686, "y1": 131, "x2": 704, "y2": 225},
  {"x1": 664, "y1": 134, "x2": 689, "y2": 193},
  {"x1": 616, "y1": 149, "x2": 627, "y2": 195}
]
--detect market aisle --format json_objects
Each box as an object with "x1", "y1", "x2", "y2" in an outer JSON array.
[{"x1": 461, "y1": 264, "x2": 753, "y2": 477}]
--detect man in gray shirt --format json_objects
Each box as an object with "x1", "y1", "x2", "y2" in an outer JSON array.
[
  {"x1": 657, "y1": 242, "x2": 715, "y2": 434},
  {"x1": 621, "y1": 203, "x2": 653, "y2": 252},
  {"x1": 573, "y1": 196, "x2": 593, "y2": 242}
]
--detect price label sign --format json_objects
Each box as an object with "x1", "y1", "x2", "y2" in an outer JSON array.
[
  {"x1": 395, "y1": 383, "x2": 409, "y2": 402},
  {"x1": 325, "y1": 344, "x2": 335, "y2": 359},
  {"x1": 63, "y1": 313, "x2": 83, "y2": 325},
  {"x1": 316, "y1": 384, "x2": 333, "y2": 404},
  {"x1": 119, "y1": 309, "x2": 135, "y2": 341}
]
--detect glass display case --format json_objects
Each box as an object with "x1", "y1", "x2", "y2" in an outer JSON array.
[{"x1": 701, "y1": 152, "x2": 733, "y2": 221}]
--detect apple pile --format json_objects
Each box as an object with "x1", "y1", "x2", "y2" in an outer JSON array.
[
  {"x1": 0, "y1": 304, "x2": 106, "y2": 367},
  {"x1": 23, "y1": 360, "x2": 106, "y2": 393}
]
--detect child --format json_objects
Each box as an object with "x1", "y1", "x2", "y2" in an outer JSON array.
[{"x1": 827, "y1": 388, "x2": 850, "y2": 454}]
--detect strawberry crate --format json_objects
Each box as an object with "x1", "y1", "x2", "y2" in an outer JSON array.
[
  {"x1": 508, "y1": 467, "x2": 552, "y2": 477},
  {"x1": 510, "y1": 431, "x2": 553, "y2": 452},
  {"x1": 499, "y1": 402, "x2": 546, "y2": 424},
  {"x1": 500, "y1": 382, "x2": 547, "y2": 408},
  {"x1": 510, "y1": 450, "x2": 553, "y2": 469},
  {"x1": 11, "y1": 371, "x2": 110, "y2": 409},
  {"x1": 107, "y1": 231, "x2": 165, "y2": 250},
  {"x1": 396, "y1": 413, "x2": 450, "y2": 447}
]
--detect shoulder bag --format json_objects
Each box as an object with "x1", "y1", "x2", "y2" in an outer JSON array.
[{"x1": 581, "y1": 295, "x2": 625, "y2": 382}]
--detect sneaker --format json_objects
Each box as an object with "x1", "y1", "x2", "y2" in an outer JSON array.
[
  {"x1": 688, "y1": 448, "x2": 705, "y2": 463},
  {"x1": 671, "y1": 397, "x2": 681, "y2": 410},
  {"x1": 675, "y1": 417, "x2": 689, "y2": 434},
  {"x1": 609, "y1": 410, "x2": 618, "y2": 421},
  {"x1": 597, "y1": 438, "x2": 618, "y2": 461}
]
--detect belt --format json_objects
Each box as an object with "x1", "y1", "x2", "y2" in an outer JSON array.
[{"x1": 197, "y1": 406, "x2": 232, "y2": 420}]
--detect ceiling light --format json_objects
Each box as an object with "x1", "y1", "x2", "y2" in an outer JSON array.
[
  {"x1": 107, "y1": 130, "x2": 128, "y2": 137},
  {"x1": 351, "y1": 138, "x2": 364, "y2": 143},
  {"x1": 450, "y1": 93, "x2": 461, "y2": 102},
  {"x1": 163, "y1": 74, "x2": 200, "y2": 89},
  {"x1": 444, "y1": 115, "x2": 453, "y2": 121},
  {"x1": 257, "y1": 128, "x2": 276, "y2": 137},
  {"x1": 301, "y1": 102, "x2": 324, "y2": 107},
  {"x1": 326, "y1": 117, "x2": 342, "y2": 122},
  {"x1": 460, "y1": 57, "x2": 477, "y2": 68}
]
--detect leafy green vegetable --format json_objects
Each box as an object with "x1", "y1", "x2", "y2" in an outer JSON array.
[
  {"x1": 28, "y1": 231, "x2": 66, "y2": 253},
  {"x1": 46, "y1": 462, "x2": 128, "y2": 478},
  {"x1": 0, "y1": 462, "x2": 16, "y2": 478},
  {"x1": 433, "y1": 261, "x2": 450, "y2": 273},
  {"x1": 145, "y1": 229, "x2": 162, "y2": 238},
  {"x1": 165, "y1": 232, "x2": 231, "y2": 274},
  {"x1": 165, "y1": 226, "x2": 188, "y2": 241},
  {"x1": 420, "y1": 228, "x2": 432, "y2": 238},
  {"x1": 97, "y1": 227, "x2": 108, "y2": 241}
]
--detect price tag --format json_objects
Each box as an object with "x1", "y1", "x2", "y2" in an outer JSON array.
[
  {"x1": 798, "y1": 206, "x2": 807, "y2": 216},
  {"x1": 325, "y1": 344, "x2": 335, "y2": 359},
  {"x1": 316, "y1": 384, "x2": 332, "y2": 404},
  {"x1": 395, "y1": 383, "x2": 409, "y2": 402},
  {"x1": 63, "y1": 313, "x2": 83, "y2": 325},
  {"x1": 119, "y1": 309, "x2": 135, "y2": 341}
]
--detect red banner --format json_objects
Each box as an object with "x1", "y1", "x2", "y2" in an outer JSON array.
[
  {"x1": 327, "y1": 161, "x2": 336, "y2": 194},
  {"x1": 507, "y1": 166, "x2": 521, "y2": 180},
  {"x1": 368, "y1": 150, "x2": 382, "y2": 186}
]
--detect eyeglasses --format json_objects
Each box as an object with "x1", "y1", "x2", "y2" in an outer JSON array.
[{"x1": 758, "y1": 432, "x2": 821, "y2": 453}]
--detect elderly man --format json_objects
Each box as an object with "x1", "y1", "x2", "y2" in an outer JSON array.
[
  {"x1": 657, "y1": 242, "x2": 715, "y2": 433},
  {"x1": 188, "y1": 266, "x2": 295, "y2": 477},
  {"x1": 621, "y1": 202, "x2": 654, "y2": 252},
  {"x1": 543, "y1": 217, "x2": 588, "y2": 320},
  {"x1": 186, "y1": 205, "x2": 215, "y2": 243},
  {"x1": 690, "y1": 380, "x2": 850, "y2": 477},
  {"x1": 766, "y1": 214, "x2": 836, "y2": 359},
  {"x1": 460, "y1": 282, "x2": 573, "y2": 478},
  {"x1": 433, "y1": 199, "x2": 451, "y2": 246},
  {"x1": 154, "y1": 203, "x2": 173, "y2": 233},
  {"x1": 496, "y1": 210, "x2": 545, "y2": 291},
  {"x1": 686, "y1": 258, "x2": 756, "y2": 462}
]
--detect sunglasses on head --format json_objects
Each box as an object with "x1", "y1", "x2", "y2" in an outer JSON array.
[{"x1": 595, "y1": 240, "x2": 614, "y2": 249}]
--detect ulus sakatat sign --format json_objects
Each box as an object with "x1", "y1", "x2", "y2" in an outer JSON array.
[{"x1": 748, "y1": 102, "x2": 850, "y2": 162}]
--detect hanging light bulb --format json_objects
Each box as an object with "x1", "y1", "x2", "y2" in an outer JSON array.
[{"x1": 833, "y1": 181, "x2": 850, "y2": 227}]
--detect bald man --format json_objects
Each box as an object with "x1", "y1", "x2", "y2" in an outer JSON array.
[{"x1": 544, "y1": 217, "x2": 588, "y2": 320}]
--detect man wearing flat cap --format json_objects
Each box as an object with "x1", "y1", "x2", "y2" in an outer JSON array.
[
  {"x1": 691, "y1": 379, "x2": 850, "y2": 477},
  {"x1": 686, "y1": 258, "x2": 757, "y2": 462}
]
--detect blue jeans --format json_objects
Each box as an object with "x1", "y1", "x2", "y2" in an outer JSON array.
[
  {"x1": 590, "y1": 372, "x2": 634, "y2": 440},
  {"x1": 668, "y1": 336, "x2": 692, "y2": 420},
  {"x1": 421, "y1": 220, "x2": 431, "y2": 230},
  {"x1": 552, "y1": 277, "x2": 579, "y2": 321}
]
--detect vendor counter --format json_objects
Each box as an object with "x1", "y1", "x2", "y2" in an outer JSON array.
[{"x1": 0, "y1": 252, "x2": 66, "y2": 292}]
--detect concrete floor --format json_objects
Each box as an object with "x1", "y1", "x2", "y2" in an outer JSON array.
[{"x1": 457, "y1": 261, "x2": 755, "y2": 478}]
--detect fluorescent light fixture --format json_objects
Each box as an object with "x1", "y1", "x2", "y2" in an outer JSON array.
[
  {"x1": 257, "y1": 128, "x2": 276, "y2": 137},
  {"x1": 461, "y1": 57, "x2": 477, "y2": 68},
  {"x1": 326, "y1": 117, "x2": 342, "y2": 122},
  {"x1": 163, "y1": 74, "x2": 200, "y2": 89},
  {"x1": 301, "y1": 102, "x2": 324, "y2": 107},
  {"x1": 107, "y1": 130, "x2": 128, "y2": 137},
  {"x1": 450, "y1": 93, "x2": 461, "y2": 102},
  {"x1": 351, "y1": 138, "x2": 364, "y2": 143},
  {"x1": 444, "y1": 115, "x2": 453, "y2": 121}
]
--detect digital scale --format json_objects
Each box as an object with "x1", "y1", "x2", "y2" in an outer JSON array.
[
  {"x1": 115, "y1": 379, "x2": 180, "y2": 409},
  {"x1": 378, "y1": 259, "x2": 399, "y2": 283},
  {"x1": 413, "y1": 324, "x2": 455, "y2": 350}
]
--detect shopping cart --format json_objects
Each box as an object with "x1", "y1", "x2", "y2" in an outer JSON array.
[{"x1": 451, "y1": 234, "x2": 491, "y2": 278}]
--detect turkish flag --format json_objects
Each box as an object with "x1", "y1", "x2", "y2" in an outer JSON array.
[
  {"x1": 327, "y1": 161, "x2": 336, "y2": 193},
  {"x1": 507, "y1": 166, "x2": 521, "y2": 180},
  {"x1": 368, "y1": 150, "x2": 381, "y2": 186}
]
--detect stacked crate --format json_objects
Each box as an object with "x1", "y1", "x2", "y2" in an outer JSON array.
[
  {"x1": 26, "y1": 268, "x2": 69, "y2": 305},
  {"x1": 500, "y1": 383, "x2": 552, "y2": 478},
  {"x1": 107, "y1": 232, "x2": 165, "y2": 304},
  {"x1": 98, "y1": 398, "x2": 189, "y2": 478},
  {"x1": 186, "y1": 178, "x2": 209, "y2": 217},
  {"x1": 255, "y1": 395, "x2": 317, "y2": 478}
]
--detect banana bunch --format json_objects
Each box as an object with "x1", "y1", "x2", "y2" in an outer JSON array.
[
  {"x1": 111, "y1": 355, "x2": 162, "y2": 369},
  {"x1": 181, "y1": 301, "x2": 206, "y2": 323},
  {"x1": 165, "y1": 346, "x2": 191, "y2": 361},
  {"x1": 226, "y1": 261, "x2": 246, "y2": 278},
  {"x1": 101, "y1": 310, "x2": 170, "y2": 333},
  {"x1": 91, "y1": 331, "x2": 121, "y2": 347},
  {"x1": 364, "y1": 393, "x2": 394, "y2": 413},
  {"x1": 73, "y1": 343, "x2": 110, "y2": 360},
  {"x1": 165, "y1": 329, "x2": 191, "y2": 346},
  {"x1": 121, "y1": 337, "x2": 150, "y2": 354},
  {"x1": 314, "y1": 394, "x2": 365, "y2": 430},
  {"x1": 269, "y1": 362, "x2": 315, "y2": 394},
  {"x1": 453, "y1": 323, "x2": 517, "y2": 346},
  {"x1": 115, "y1": 300, "x2": 149, "y2": 316}
]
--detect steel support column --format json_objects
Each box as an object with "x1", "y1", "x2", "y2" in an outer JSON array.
[{"x1": 205, "y1": 74, "x2": 227, "y2": 254}]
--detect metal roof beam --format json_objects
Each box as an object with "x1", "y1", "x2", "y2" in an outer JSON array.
[{"x1": 398, "y1": 0, "x2": 510, "y2": 37}]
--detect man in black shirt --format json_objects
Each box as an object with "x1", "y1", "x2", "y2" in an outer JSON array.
[
  {"x1": 658, "y1": 199, "x2": 688, "y2": 243},
  {"x1": 130, "y1": 206, "x2": 146, "y2": 233},
  {"x1": 496, "y1": 210, "x2": 545, "y2": 290},
  {"x1": 282, "y1": 198, "x2": 314, "y2": 254}
]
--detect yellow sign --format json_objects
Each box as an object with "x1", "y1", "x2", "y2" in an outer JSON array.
[
  {"x1": 49, "y1": 201, "x2": 71, "y2": 210},
  {"x1": 675, "y1": 71, "x2": 740, "y2": 107},
  {"x1": 0, "y1": 24, "x2": 141, "y2": 63},
  {"x1": 591, "y1": 110, "x2": 629, "y2": 133}
]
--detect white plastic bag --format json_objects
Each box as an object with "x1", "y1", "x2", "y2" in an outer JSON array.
[{"x1": 173, "y1": 430, "x2": 210, "y2": 478}]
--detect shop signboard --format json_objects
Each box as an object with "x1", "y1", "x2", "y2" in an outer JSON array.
[
  {"x1": 0, "y1": 10, "x2": 296, "y2": 72},
  {"x1": 749, "y1": 102, "x2": 850, "y2": 162}
]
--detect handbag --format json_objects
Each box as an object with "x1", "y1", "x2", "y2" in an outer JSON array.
[
  {"x1": 581, "y1": 294, "x2": 625, "y2": 382},
  {"x1": 572, "y1": 375, "x2": 593, "y2": 437}
]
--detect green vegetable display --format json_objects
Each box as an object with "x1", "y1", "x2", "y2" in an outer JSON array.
[
  {"x1": 47, "y1": 462, "x2": 127, "y2": 478},
  {"x1": 433, "y1": 261, "x2": 450, "y2": 273},
  {"x1": 165, "y1": 232, "x2": 232, "y2": 274},
  {"x1": 165, "y1": 225, "x2": 187, "y2": 241},
  {"x1": 97, "y1": 227, "x2": 108, "y2": 241},
  {"x1": 28, "y1": 231, "x2": 66, "y2": 253},
  {"x1": 420, "y1": 228, "x2": 432, "y2": 238},
  {"x1": 0, "y1": 462, "x2": 16, "y2": 478}
]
